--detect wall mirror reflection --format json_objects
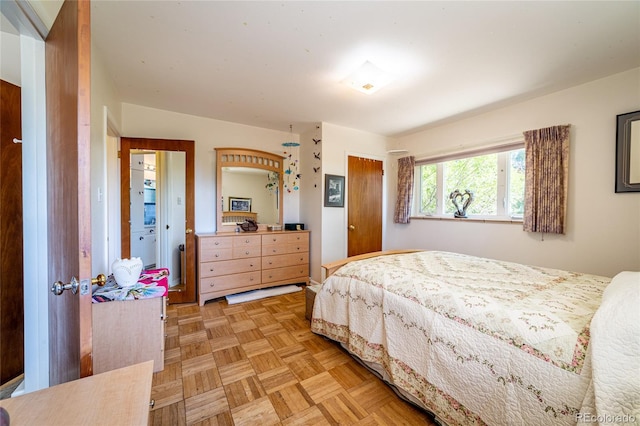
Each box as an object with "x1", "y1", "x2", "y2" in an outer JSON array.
[
  {"x1": 616, "y1": 110, "x2": 640, "y2": 192},
  {"x1": 121, "y1": 138, "x2": 195, "y2": 304},
  {"x1": 215, "y1": 148, "x2": 283, "y2": 231},
  {"x1": 129, "y1": 150, "x2": 185, "y2": 277}
]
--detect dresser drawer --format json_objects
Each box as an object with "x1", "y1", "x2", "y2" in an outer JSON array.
[
  {"x1": 232, "y1": 245, "x2": 262, "y2": 258},
  {"x1": 262, "y1": 232, "x2": 309, "y2": 247},
  {"x1": 233, "y1": 235, "x2": 262, "y2": 247},
  {"x1": 262, "y1": 252, "x2": 308, "y2": 270},
  {"x1": 199, "y1": 237, "x2": 233, "y2": 262},
  {"x1": 200, "y1": 271, "x2": 261, "y2": 295},
  {"x1": 262, "y1": 264, "x2": 309, "y2": 284},
  {"x1": 200, "y1": 257, "x2": 260, "y2": 278},
  {"x1": 262, "y1": 242, "x2": 308, "y2": 257}
]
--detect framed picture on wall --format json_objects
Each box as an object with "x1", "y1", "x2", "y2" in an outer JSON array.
[
  {"x1": 229, "y1": 197, "x2": 252, "y2": 212},
  {"x1": 324, "y1": 174, "x2": 345, "y2": 207}
]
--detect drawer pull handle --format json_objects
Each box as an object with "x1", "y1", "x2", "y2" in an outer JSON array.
[
  {"x1": 210, "y1": 268, "x2": 214, "y2": 272},
  {"x1": 215, "y1": 254, "x2": 220, "y2": 258},
  {"x1": 269, "y1": 261, "x2": 273, "y2": 265},
  {"x1": 209, "y1": 283, "x2": 215, "y2": 287},
  {"x1": 245, "y1": 251, "x2": 250, "y2": 255},
  {"x1": 250, "y1": 277, "x2": 254, "y2": 281},
  {"x1": 215, "y1": 241, "x2": 220, "y2": 245},
  {"x1": 272, "y1": 249, "x2": 277, "y2": 253},
  {"x1": 245, "y1": 239, "x2": 250, "y2": 243}
]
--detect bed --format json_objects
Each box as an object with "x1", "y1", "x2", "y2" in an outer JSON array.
[{"x1": 310, "y1": 250, "x2": 639, "y2": 426}]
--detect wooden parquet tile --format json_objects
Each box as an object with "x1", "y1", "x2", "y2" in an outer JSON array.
[{"x1": 149, "y1": 287, "x2": 436, "y2": 425}]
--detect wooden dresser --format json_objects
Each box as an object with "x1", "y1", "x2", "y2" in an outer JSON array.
[{"x1": 196, "y1": 230, "x2": 310, "y2": 306}]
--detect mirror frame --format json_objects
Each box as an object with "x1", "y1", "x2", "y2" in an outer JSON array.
[
  {"x1": 615, "y1": 110, "x2": 640, "y2": 193},
  {"x1": 120, "y1": 137, "x2": 196, "y2": 304},
  {"x1": 216, "y1": 148, "x2": 284, "y2": 232}
]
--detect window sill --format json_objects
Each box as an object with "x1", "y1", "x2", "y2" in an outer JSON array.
[{"x1": 410, "y1": 216, "x2": 523, "y2": 224}]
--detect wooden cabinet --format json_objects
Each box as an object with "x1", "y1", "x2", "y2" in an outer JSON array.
[
  {"x1": 197, "y1": 231, "x2": 310, "y2": 306},
  {"x1": 92, "y1": 296, "x2": 166, "y2": 374}
]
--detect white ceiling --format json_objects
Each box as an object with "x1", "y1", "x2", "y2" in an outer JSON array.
[{"x1": 89, "y1": 1, "x2": 638, "y2": 137}]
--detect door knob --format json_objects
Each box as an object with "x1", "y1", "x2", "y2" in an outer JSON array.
[
  {"x1": 349, "y1": 224, "x2": 356, "y2": 231},
  {"x1": 52, "y1": 274, "x2": 107, "y2": 296},
  {"x1": 51, "y1": 277, "x2": 79, "y2": 295},
  {"x1": 185, "y1": 228, "x2": 193, "y2": 234},
  {"x1": 92, "y1": 274, "x2": 107, "y2": 286}
]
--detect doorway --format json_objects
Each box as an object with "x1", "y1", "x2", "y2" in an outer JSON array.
[
  {"x1": 120, "y1": 138, "x2": 196, "y2": 304},
  {"x1": 347, "y1": 155, "x2": 383, "y2": 257},
  {"x1": 0, "y1": 79, "x2": 24, "y2": 387}
]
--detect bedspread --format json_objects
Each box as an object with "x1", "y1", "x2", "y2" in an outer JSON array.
[
  {"x1": 311, "y1": 251, "x2": 615, "y2": 425},
  {"x1": 92, "y1": 268, "x2": 169, "y2": 303}
]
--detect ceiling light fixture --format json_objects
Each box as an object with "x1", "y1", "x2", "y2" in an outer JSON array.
[{"x1": 342, "y1": 61, "x2": 393, "y2": 95}]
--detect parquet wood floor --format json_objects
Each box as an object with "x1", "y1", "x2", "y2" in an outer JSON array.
[{"x1": 149, "y1": 287, "x2": 437, "y2": 425}]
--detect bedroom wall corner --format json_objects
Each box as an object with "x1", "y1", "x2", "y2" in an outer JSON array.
[{"x1": 386, "y1": 68, "x2": 640, "y2": 277}]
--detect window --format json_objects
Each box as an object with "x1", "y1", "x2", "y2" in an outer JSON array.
[{"x1": 414, "y1": 145, "x2": 525, "y2": 220}]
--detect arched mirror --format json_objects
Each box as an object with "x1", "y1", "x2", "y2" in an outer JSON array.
[
  {"x1": 216, "y1": 148, "x2": 284, "y2": 231},
  {"x1": 121, "y1": 138, "x2": 196, "y2": 304}
]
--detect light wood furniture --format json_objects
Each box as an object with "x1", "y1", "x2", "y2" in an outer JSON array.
[
  {"x1": 0, "y1": 360, "x2": 153, "y2": 425},
  {"x1": 308, "y1": 250, "x2": 423, "y2": 320},
  {"x1": 92, "y1": 297, "x2": 166, "y2": 373},
  {"x1": 196, "y1": 230, "x2": 310, "y2": 306},
  {"x1": 322, "y1": 249, "x2": 423, "y2": 277},
  {"x1": 222, "y1": 211, "x2": 258, "y2": 223}
]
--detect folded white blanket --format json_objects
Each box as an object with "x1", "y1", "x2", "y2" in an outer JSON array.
[{"x1": 581, "y1": 271, "x2": 640, "y2": 425}]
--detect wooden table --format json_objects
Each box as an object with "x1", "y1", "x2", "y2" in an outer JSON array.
[{"x1": 0, "y1": 360, "x2": 153, "y2": 425}]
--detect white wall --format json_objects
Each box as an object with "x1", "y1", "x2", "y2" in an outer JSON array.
[
  {"x1": 299, "y1": 125, "x2": 323, "y2": 283},
  {"x1": 119, "y1": 103, "x2": 301, "y2": 235},
  {"x1": 318, "y1": 123, "x2": 390, "y2": 281},
  {"x1": 90, "y1": 45, "x2": 122, "y2": 275},
  {"x1": 0, "y1": 30, "x2": 21, "y2": 85},
  {"x1": 386, "y1": 68, "x2": 640, "y2": 277}
]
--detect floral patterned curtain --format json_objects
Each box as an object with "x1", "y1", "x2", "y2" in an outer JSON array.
[
  {"x1": 523, "y1": 125, "x2": 570, "y2": 234},
  {"x1": 393, "y1": 156, "x2": 415, "y2": 224}
]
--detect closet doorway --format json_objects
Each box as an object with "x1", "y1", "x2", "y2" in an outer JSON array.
[
  {"x1": 120, "y1": 138, "x2": 195, "y2": 304},
  {"x1": 0, "y1": 79, "x2": 23, "y2": 386},
  {"x1": 347, "y1": 155, "x2": 383, "y2": 257}
]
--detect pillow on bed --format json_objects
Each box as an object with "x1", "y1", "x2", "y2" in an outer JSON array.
[{"x1": 586, "y1": 271, "x2": 640, "y2": 420}]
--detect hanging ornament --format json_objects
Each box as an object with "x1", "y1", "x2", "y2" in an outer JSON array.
[{"x1": 282, "y1": 124, "x2": 300, "y2": 192}]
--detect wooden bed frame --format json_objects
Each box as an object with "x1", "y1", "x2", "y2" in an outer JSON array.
[
  {"x1": 321, "y1": 249, "x2": 422, "y2": 278},
  {"x1": 306, "y1": 250, "x2": 422, "y2": 320}
]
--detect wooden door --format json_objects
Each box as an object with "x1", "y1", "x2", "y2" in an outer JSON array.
[
  {"x1": 0, "y1": 80, "x2": 24, "y2": 384},
  {"x1": 120, "y1": 138, "x2": 196, "y2": 304},
  {"x1": 347, "y1": 156, "x2": 383, "y2": 257},
  {"x1": 46, "y1": 0, "x2": 93, "y2": 385}
]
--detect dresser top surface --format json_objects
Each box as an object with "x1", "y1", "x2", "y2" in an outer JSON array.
[{"x1": 197, "y1": 230, "x2": 309, "y2": 238}]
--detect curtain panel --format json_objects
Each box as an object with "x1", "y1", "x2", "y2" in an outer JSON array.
[
  {"x1": 393, "y1": 156, "x2": 415, "y2": 224},
  {"x1": 523, "y1": 125, "x2": 570, "y2": 234}
]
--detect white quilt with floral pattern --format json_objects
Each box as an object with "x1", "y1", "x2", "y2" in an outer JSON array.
[{"x1": 311, "y1": 251, "x2": 612, "y2": 426}]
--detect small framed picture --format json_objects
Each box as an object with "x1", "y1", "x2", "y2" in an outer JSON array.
[
  {"x1": 229, "y1": 197, "x2": 251, "y2": 212},
  {"x1": 324, "y1": 174, "x2": 345, "y2": 207}
]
